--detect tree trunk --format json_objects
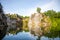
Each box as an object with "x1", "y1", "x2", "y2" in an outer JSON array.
[{"x1": 37, "y1": 36, "x2": 41, "y2": 40}]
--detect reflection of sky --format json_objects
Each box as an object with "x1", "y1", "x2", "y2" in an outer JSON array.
[
  {"x1": 0, "y1": 0, "x2": 60, "y2": 16},
  {"x1": 2, "y1": 32, "x2": 60, "y2": 40},
  {"x1": 3, "y1": 32, "x2": 36, "y2": 40}
]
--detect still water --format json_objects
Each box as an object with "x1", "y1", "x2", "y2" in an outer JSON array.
[{"x1": 3, "y1": 32, "x2": 60, "y2": 40}]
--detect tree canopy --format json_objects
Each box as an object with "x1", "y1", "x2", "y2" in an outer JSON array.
[{"x1": 37, "y1": 7, "x2": 41, "y2": 13}]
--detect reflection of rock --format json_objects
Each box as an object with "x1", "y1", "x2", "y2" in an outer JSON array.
[
  {"x1": 28, "y1": 13, "x2": 51, "y2": 36},
  {"x1": 6, "y1": 16, "x2": 16, "y2": 32},
  {"x1": 6, "y1": 14, "x2": 23, "y2": 33},
  {"x1": 0, "y1": 3, "x2": 8, "y2": 40},
  {"x1": 16, "y1": 15, "x2": 23, "y2": 32}
]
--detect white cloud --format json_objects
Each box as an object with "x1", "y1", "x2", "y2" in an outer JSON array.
[
  {"x1": 41, "y1": 0, "x2": 56, "y2": 12},
  {"x1": 19, "y1": 7, "x2": 37, "y2": 16},
  {"x1": 23, "y1": 0, "x2": 56, "y2": 16},
  {"x1": 3, "y1": 0, "x2": 59, "y2": 16},
  {"x1": 19, "y1": 0, "x2": 58, "y2": 16}
]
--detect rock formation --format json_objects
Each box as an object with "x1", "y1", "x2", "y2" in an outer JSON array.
[
  {"x1": 0, "y1": 3, "x2": 8, "y2": 40},
  {"x1": 28, "y1": 13, "x2": 51, "y2": 36}
]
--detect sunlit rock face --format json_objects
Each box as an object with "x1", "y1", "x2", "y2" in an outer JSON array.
[
  {"x1": 28, "y1": 13, "x2": 51, "y2": 36},
  {"x1": 0, "y1": 3, "x2": 8, "y2": 40}
]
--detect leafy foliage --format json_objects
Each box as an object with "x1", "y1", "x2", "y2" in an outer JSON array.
[{"x1": 37, "y1": 7, "x2": 41, "y2": 13}]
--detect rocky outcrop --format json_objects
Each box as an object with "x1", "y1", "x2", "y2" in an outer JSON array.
[
  {"x1": 0, "y1": 3, "x2": 8, "y2": 40},
  {"x1": 28, "y1": 13, "x2": 51, "y2": 36}
]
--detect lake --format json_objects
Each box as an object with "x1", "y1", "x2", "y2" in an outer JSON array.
[{"x1": 2, "y1": 32, "x2": 60, "y2": 40}]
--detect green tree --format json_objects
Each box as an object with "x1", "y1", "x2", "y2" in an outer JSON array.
[
  {"x1": 57, "y1": 12, "x2": 60, "y2": 18},
  {"x1": 37, "y1": 7, "x2": 41, "y2": 13},
  {"x1": 23, "y1": 16, "x2": 29, "y2": 31},
  {"x1": 44, "y1": 10, "x2": 57, "y2": 18}
]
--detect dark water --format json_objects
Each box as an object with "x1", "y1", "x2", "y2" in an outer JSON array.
[{"x1": 2, "y1": 32, "x2": 60, "y2": 40}]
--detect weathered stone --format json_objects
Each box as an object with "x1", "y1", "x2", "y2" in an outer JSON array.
[{"x1": 28, "y1": 13, "x2": 51, "y2": 36}]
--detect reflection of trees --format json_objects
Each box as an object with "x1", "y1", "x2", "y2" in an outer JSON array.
[
  {"x1": 16, "y1": 15, "x2": 23, "y2": 32},
  {"x1": 37, "y1": 36, "x2": 41, "y2": 40},
  {"x1": 23, "y1": 16, "x2": 29, "y2": 32},
  {"x1": 44, "y1": 31, "x2": 60, "y2": 40},
  {"x1": 44, "y1": 10, "x2": 60, "y2": 40}
]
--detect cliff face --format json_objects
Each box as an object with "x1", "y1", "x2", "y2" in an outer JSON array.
[
  {"x1": 0, "y1": 3, "x2": 8, "y2": 40},
  {"x1": 28, "y1": 13, "x2": 51, "y2": 36}
]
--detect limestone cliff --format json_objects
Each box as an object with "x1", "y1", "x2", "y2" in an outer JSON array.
[{"x1": 28, "y1": 13, "x2": 51, "y2": 36}]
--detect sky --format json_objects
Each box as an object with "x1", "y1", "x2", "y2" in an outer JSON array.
[{"x1": 0, "y1": 0, "x2": 60, "y2": 16}]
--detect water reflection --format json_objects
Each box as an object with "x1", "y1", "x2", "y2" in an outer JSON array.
[
  {"x1": 3, "y1": 32, "x2": 36, "y2": 40},
  {"x1": 2, "y1": 31, "x2": 60, "y2": 40}
]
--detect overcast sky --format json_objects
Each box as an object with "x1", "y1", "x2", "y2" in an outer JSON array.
[{"x1": 0, "y1": 0, "x2": 60, "y2": 16}]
